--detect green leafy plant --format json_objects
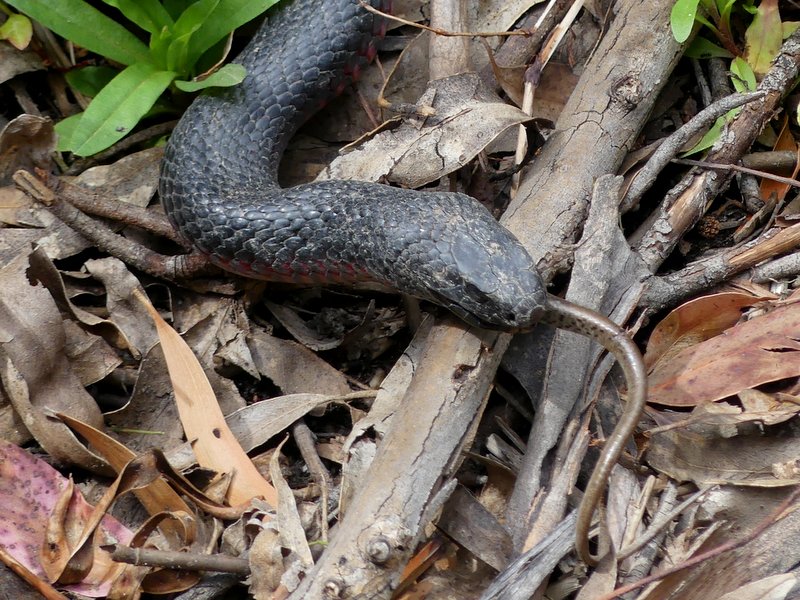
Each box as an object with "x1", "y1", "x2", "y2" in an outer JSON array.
[
  {"x1": 4, "y1": 0, "x2": 280, "y2": 156},
  {"x1": 670, "y1": 0, "x2": 798, "y2": 76},
  {"x1": 670, "y1": 0, "x2": 799, "y2": 153},
  {"x1": 0, "y1": 5, "x2": 32, "y2": 49}
]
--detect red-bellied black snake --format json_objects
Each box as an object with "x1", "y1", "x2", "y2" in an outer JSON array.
[{"x1": 159, "y1": 0, "x2": 647, "y2": 567}]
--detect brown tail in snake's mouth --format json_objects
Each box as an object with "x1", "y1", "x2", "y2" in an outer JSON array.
[{"x1": 159, "y1": 0, "x2": 647, "y2": 567}]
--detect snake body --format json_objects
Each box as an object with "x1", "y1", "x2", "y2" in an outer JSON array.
[
  {"x1": 159, "y1": 0, "x2": 646, "y2": 566},
  {"x1": 160, "y1": 0, "x2": 546, "y2": 330}
]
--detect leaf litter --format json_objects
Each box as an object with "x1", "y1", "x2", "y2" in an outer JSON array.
[{"x1": 4, "y1": 1, "x2": 800, "y2": 598}]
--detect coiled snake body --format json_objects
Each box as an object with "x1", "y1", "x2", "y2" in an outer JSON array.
[
  {"x1": 160, "y1": 0, "x2": 546, "y2": 330},
  {"x1": 160, "y1": 0, "x2": 646, "y2": 566}
]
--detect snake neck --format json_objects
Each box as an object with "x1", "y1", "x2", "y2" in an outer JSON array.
[{"x1": 163, "y1": 0, "x2": 385, "y2": 194}]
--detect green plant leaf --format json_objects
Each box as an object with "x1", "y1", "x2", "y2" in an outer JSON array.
[
  {"x1": 101, "y1": 0, "x2": 173, "y2": 34},
  {"x1": 163, "y1": 0, "x2": 195, "y2": 21},
  {"x1": 186, "y1": 0, "x2": 279, "y2": 67},
  {"x1": 0, "y1": 13, "x2": 33, "y2": 49},
  {"x1": 5, "y1": 0, "x2": 150, "y2": 65},
  {"x1": 683, "y1": 115, "x2": 724, "y2": 156},
  {"x1": 671, "y1": 0, "x2": 701, "y2": 43},
  {"x1": 784, "y1": 22, "x2": 800, "y2": 39},
  {"x1": 54, "y1": 113, "x2": 83, "y2": 151},
  {"x1": 64, "y1": 63, "x2": 176, "y2": 156},
  {"x1": 149, "y1": 26, "x2": 173, "y2": 70},
  {"x1": 685, "y1": 36, "x2": 733, "y2": 59},
  {"x1": 693, "y1": 12, "x2": 720, "y2": 36},
  {"x1": 731, "y1": 56, "x2": 757, "y2": 92},
  {"x1": 174, "y1": 63, "x2": 246, "y2": 91},
  {"x1": 742, "y1": 2, "x2": 758, "y2": 15},
  {"x1": 683, "y1": 107, "x2": 743, "y2": 156},
  {"x1": 718, "y1": 0, "x2": 736, "y2": 32},
  {"x1": 744, "y1": 0, "x2": 782, "y2": 76},
  {"x1": 167, "y1": 0, "x2": 219, "y2": 73},
  {"x1": 65, "y1": 65, "x2": 119, "y2": 97}
]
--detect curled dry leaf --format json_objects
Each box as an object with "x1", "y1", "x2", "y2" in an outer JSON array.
[
  {"x1": 0, "y1": 42, "x2": 43, "y2": 84},
  {"x1": 319, "y1": 73, "x2": 530, "y2": 188},
  {"x1": 0, "y1": 114, "x2": 55, "y2": 185},
  {"x1": 29, "y1": 249, "x2": 133, "y2": 361},
  {"x1": 84, "y1": 258, "x2": 161, "y2": 358},
  {"x1": 56, "y1": 413, "x2": 194, "y2": 536},
  {"x1": 185, "y1": 295, "x2": 260, "y2": 379}
]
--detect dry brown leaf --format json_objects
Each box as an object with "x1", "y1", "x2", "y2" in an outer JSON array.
[
  {"x1": 0, "y1": 43, "x2": 43, "y2": 84},
  {"x1": 247, "y1": 329, "x2": 350, "y2": 397},
  {"x1": 0, "y1": 251, "x2": 108, "y2": 472},
  {"x1": 224, "y1": 392, "x2": 357, "y2": 452},
  {"x1": 44, "y1": 452, "x2": 170, "y2": 587},
  {"x1": 61, "y1": 320, "x2": 121, "y2": 387},
  {"x1": 717, "y1": 573, "x2": 797, "y2": 599},
  {"x1": 738, "y1": 389, "x2": 800, "y2": 426},
  {"x1": 265, "y1": 300, "x2": 356, "y2": 351},
  {"x1": 29, "y1": 251, "x2": 132, "y2": 348},
  {"x1": 104, "y1": 344, "x2": 191, "y2": 455},
  {"x1": 0, "y1": 114, "x2": 55, "y2": 185},
  {"x1": 183, "y1": 295, "x2": 259, "y2": 379},
  {"x1": 73, "y1": 147, "x2": 161, "y2": 208},
  {"x1": 646, "y1": 425, "x2": 800, "y2": 487},
  {"x1": 648, "y1": 299, "x2": 800, "y2": 406},
  {"x1": 84, "y1": 258, "x2": 160, "y2": 358},
  {"x1": 248, "y1": 526, "x2": 284, "y2": 598},
  {"x1": 648, "y1": 392, "x2": 800, "y2": 436},
  {"x1": 761, "y1": 116, "x2": 798, "y2": 206},
  {"x1": 269, "y1": 437, "x2": 313, "y2": 575},
  {"x1": 57, "y1": 412, "x2": 194, "y2": 541},
  {"x1": 644, "y1": 291, "x2": 772, "y2": 371},
  {"x1": 319, "y1": 73, "x2": 530, "y2": 188},
  {"x1": 0, "y1": 185, "x2": 35, "y2": 227},
  {"x1": 134, "y1": 288, "x2": 279, "y2": 507}
]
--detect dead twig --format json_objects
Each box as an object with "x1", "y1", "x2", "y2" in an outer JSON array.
[
  {"x1": 12, "y1": 169, "x2": 214, "y2": 281},
  {"x1": 104, "y1": 544, "x2": 250, "y2": 575},
  {"x1": 596, "y1": 485, "x2": 800, "y2": 600},
  {"x1": 357, "y1": 0, "x2": 531, "y2": 37}
]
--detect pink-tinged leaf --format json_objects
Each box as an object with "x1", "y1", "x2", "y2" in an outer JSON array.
[{"x1": 0, "y1": 440, "x2": 133, "y2": 596}]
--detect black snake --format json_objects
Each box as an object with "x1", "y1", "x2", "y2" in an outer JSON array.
[{"x1": 159, "y1": 0, "x2": 646, "y2": 566}]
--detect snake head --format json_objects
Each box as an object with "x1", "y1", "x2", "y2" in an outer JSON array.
[{"x1": 420, "y1": 224, "x2": 548, "y2": 331}]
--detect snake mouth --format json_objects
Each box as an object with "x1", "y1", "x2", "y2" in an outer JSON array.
[{"x1": 425, "y1": 291, "x2": 524, "y2": 332}]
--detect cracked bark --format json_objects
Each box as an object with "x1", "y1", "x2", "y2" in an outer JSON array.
[{"x1": 502, "y1": 0, "x2": 682, "y2": 278}]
